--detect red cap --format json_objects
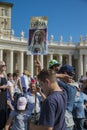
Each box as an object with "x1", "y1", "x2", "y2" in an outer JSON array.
[{"x1": 31, "y1": 79, "x2": 36, "y2": 83}]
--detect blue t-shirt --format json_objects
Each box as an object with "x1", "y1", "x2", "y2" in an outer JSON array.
[
  {"x1": 73, "y1": 92, "x2": 87, "y2": 118},
  {"x1": 39, "y1": 90, "x2": 67, "y2": 130},
  {"x1": 10, "y1": 110, "x2": 31, "y2": 130},
  {"x1": 58, "y1": 80, "x2": 76, "y2": 113}
]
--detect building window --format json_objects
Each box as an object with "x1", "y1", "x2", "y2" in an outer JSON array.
[
  {"x1": 2, "y1": 8, "x2": 8, "y2": 16},
  {"x1": 1, "y1": 19, "x2": 8, "y2": 29}
]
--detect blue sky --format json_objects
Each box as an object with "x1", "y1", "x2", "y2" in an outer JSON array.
[{"x1": 1, "y1": 0, "x2": 87, "y2": 42}]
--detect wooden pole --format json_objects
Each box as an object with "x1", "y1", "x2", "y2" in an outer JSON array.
[
  {"x1": 35, "y1": 55, "x2": 39, "y2": 76},
  {"x1": 34, "y1": 55, "x2": 39, "y2": 124},
  {"x1": 34, "y1": 92, "x2": 37, "y2": 124}
]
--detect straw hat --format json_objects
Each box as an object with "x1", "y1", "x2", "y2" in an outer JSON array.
[{"x1": 23, "y1": 70, "x2": 31, "y2": 76}]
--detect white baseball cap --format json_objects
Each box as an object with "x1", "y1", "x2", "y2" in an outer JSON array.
[{"x1": 17, "y1": 97, "x2": 27, "y2": 110}]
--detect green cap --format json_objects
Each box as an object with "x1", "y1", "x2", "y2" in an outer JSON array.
[{"x1": 49, "y1": 59, "x2": 60, "y2": 68}]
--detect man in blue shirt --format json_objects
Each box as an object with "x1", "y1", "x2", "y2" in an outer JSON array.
[
  {"x1": 30, "y1": 69, "x2": 67, "y2": 130},
  {"x1": 58, "y1": 64, "x2": 77, "y2": 130}
]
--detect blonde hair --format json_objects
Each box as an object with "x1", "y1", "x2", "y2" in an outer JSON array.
[
  {"x1": 0, "y1": 61, "x2": 6, "y2": 76},
  {"x1": 0, "y1": 61, "x2": 4, "y2": 66}
]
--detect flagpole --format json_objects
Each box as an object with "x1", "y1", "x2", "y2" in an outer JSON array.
[{"x1": 34, "y1": 54, "x2": 39, "y2": 124}]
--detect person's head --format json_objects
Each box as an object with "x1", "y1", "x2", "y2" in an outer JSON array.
[
  {"x1": 23, "y1": 70, "x2": 31, "y2": 77},
  {"x1": 13, "y1": 72, "x2": 18, "y2": 80},
  {"x1": 15, "y1": 70, "x2": 21, "y2": 77},
  {"x1": 17, "y1": 96, "x2": 27, "y2": 111},
  {"x1": 59, "y1": 64, "x2": 75, "y2": 77},
  {"x1": 0, "y1": 61, "x2": 6, "y2": 73},
  {"x1": 29, "y1": 79, "x2": 37, "y2": 94},
  {"x1": 49, "y1": 59, "x2": 60, "y2": 73},
  {"x1": 37, "y1": 69, "x2": 57, "y2": 96},
  {"x1": 7, "y1": 73, "x2": 13, "y2": 81},
  {"x1": 81, "y1": 77, "x2": 87, "y2": 86}
]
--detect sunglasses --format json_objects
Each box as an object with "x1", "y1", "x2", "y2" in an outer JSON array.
[{"x1": 1, "y1": 65, "x2": 6, "y2": 67}]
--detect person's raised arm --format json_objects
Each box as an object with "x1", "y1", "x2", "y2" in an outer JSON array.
[
  {"x1": 34, "y1": 59, "x2": 42, "y2": 75},
  {"x1": 56, "y1": 73, "x2": 73, "y2": 83}
]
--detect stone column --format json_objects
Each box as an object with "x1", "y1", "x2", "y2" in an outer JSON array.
[
  {"x1": 20, "y1": 51, "x2": 24, "y2": 73},
  {"x1": 0, "y1": 49, "x2": 3, "y2": 61},
  {"x1": 78, "y1": 54, "x2": 83, "y2": 79},
  {"x1": 69, "y1": 54, "x2": 72, "y2": 65},
  {"x1": 6, "y1": 51, "x2": 10, "y2": 73},
  {"x1": 49, "y1": 54, "x2": 53, "y2": 60},
  {"x1": 10, "y1": 50, "x2": 13, "y2": 73},
  {"x1": 47, "y1": 55, "x2": 50, "y2": 68},
  {"x1": 27, "y1": 55, "x2": 30, "y2": 70},
  {"x1": 59, "y1": 54, "x2": 63, "y2": 66},
  {"x1": 83, "y1": 55, "x2": 87, "y2": 76},
  {"x1": 46, "y1": 54, "x2": 53, "y2": 68},
  {"x1": 40, "y1": 55, "x2": 43, "y2": 69},
  {"x1": 30, "y1": 55, "x2": 33, "y2": 77}
]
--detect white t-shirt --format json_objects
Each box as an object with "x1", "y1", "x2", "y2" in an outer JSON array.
[
  {"x1": 25, "y1": 91, "x2": 42, "y2": 114},
  {"x1": 7, "y1": 80, "x2": 15, "y2": 97},
  {"x1": 21, "y1": 74, "x2": 30, "y2": 90}
]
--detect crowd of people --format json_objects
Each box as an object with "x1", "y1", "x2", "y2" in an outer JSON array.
[{"x1": 0, "y1": 59, "x2": 87, "y2": 130}]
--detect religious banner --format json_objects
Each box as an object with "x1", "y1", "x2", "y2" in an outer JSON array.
[{"x1": 28, "y1": 16, "x2": 48, "y2": 55}]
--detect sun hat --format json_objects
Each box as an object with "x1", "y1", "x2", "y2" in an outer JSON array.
[
  {"x1": 23, "y1": 70, "x2": 31, "y2": 76},
  {"x1": 17, "y1": 97, "x2": 27, "y2": 110},
  {"x1": 49, "y1": 59, "x2": 60, "y2": 68}
]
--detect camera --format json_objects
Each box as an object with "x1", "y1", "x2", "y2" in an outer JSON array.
[{"x1": 36, "y1": 81, "x2": 40, "y2": 89}]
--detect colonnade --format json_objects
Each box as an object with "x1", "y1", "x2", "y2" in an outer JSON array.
[{"x1": 0, "y1": 48, "x2": 87, "y2": 80}]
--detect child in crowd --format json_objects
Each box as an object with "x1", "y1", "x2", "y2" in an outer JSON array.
[
  {"x1": 13, "y1": 72, "x2": 23, "y2": 94},
  {"x1": 5, "y1": 96, "x2": 31, "y2": 130},
  {"x1": 7, "y1": 73, "x2": 15, "y2": 98}
]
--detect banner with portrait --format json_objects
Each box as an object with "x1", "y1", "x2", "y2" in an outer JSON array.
[{"x1": 28, "y1": 16, "x2": 48, "y2": 55}]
